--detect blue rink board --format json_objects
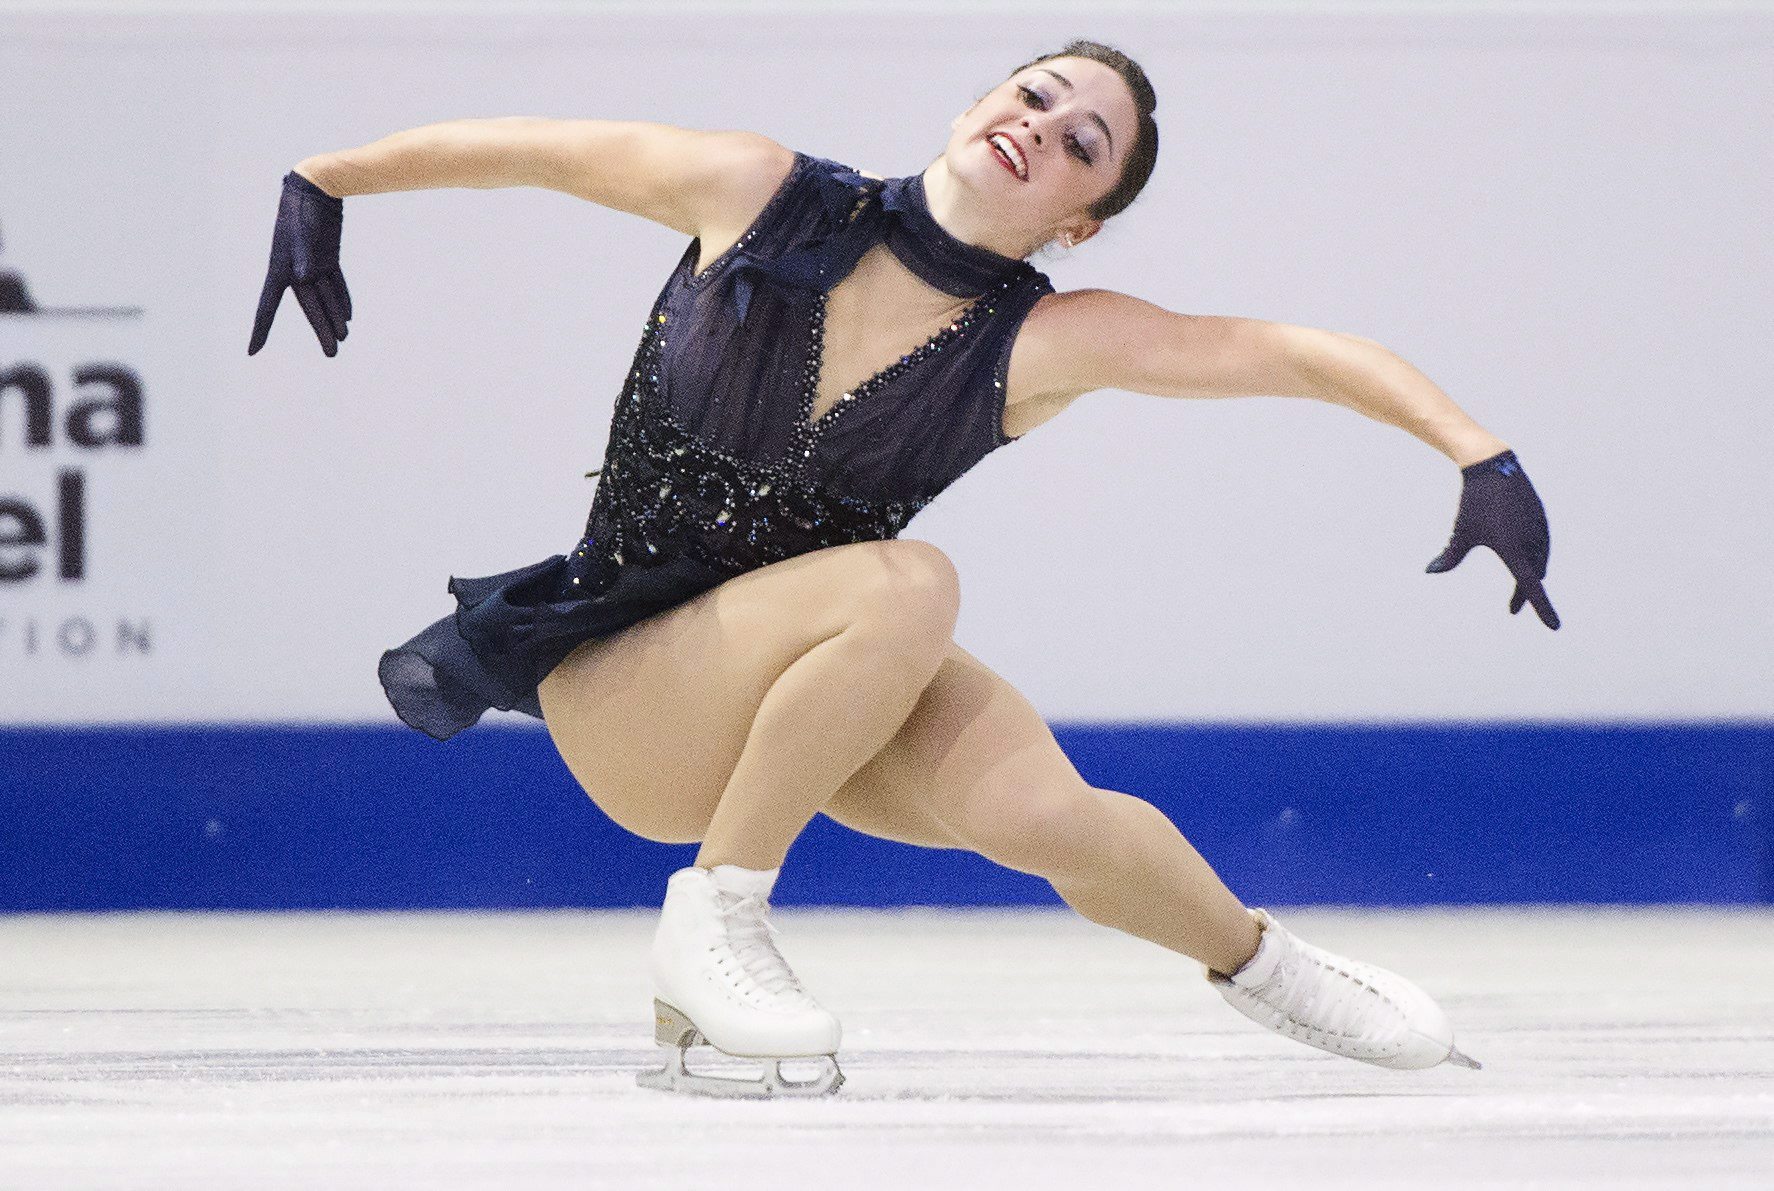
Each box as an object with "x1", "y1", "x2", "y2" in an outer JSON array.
[{"x1": 1, "y1": 723, "x2": 1768, "y2": 910}]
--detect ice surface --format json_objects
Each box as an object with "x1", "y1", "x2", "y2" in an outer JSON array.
[{"x1": 4, "y1": 907, "x2": 1772, "y2": 1188}]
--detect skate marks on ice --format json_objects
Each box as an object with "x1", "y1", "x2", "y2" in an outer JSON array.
[
  {"x1": 3, "y1": 907, "x2": 1773, "y2": 1188},
  {"x1": 2, "y1": 1035, "x2": 637, "y2": 1103}
]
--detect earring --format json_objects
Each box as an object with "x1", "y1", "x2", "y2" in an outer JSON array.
[{"x1": 1062, "y1": 233, "x2": 1076, "y2": 248}]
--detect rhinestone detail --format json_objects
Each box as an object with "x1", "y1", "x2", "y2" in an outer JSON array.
[
  {"x1": 568, "y1": 227, "x2": 1026, "y2": 598},
  {"x1": 786, "y1": 272, "x2": 1017, "y2": 474},
  {"x1": 569, "y1": 309, "x2": 932, "y2": 593}
]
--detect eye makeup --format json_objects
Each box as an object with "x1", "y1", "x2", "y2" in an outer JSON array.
[{"x1": 1015, "y1": 84, "x2": 1099, "y2": 166}]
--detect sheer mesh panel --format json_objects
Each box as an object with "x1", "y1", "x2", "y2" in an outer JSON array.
[{"x1": 380, "y1": 151, "x2": 1053, "y2": 739}]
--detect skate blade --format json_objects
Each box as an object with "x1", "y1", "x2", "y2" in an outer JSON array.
[
  {"x1": 636, "y1": 1051, "x2": 844, "y2": 1099},
  {"x1": 636, "y1": 1000, "x2": 844, "y2": 1099},
  {"x1": 1445, "y1": 1045, "x2": 1483, "y2": 1070}
]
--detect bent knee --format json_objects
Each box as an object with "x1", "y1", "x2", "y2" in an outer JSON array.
[{"x1": 844, "y1": 539, "x2": 961, "y2": 640}]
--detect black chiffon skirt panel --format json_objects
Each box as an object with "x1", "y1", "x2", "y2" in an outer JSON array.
[{"x1": 378, "y1": 551, "x2": 731, "y2": 741}]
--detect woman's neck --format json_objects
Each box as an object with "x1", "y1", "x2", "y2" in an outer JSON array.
[
  {"x1": 918, "y1": 159, "x2": 1038, "y2": 262},
  {"x1": 833, "y1": 243, "x2": 974, "y2": 317}
]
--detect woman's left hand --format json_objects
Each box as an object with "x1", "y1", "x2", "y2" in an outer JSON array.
[{"x1": 1426, "y1": 450, "x2": 1560, "y2": 630}]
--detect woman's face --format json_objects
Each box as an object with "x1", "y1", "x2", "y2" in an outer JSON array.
[{"x1": 943, "y1": 55, "x2": 1141, "y2": 251}]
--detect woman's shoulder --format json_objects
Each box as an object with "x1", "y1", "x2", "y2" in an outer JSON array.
[
  {"x1": 694, "y1": 135, "x2": 802, "y2": 240},
  {"x1": 706, "y1": 140, "x2": 892, "y2": 223},
  {"x1": 688, "y1": 144, "x2": 897, "y2": 271},
  {"x1": 999, "y1": 286, "x2": 1124, "y2": 428}
]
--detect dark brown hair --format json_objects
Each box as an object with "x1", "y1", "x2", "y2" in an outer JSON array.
[{"x1": 1006, "y1": 40, "x2": 1159, "y2": 222}]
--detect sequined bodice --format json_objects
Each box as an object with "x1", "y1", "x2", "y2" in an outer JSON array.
[{"x1": 563, "y1": 150, "x2": 1054, "y2": 596}]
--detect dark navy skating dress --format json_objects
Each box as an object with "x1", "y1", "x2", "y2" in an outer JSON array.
[{"x1": 379, "y1": 151, "x2": 1056, "y2": 740}]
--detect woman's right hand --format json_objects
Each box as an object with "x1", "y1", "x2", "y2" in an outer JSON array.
[{"x1": 247, "y1": 171, "x2": 352, "y2": 357}]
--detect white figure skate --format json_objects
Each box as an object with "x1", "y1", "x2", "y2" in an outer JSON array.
[
  {"x1": 1208, "y1": 908, "x2": 1482, "y2": 1070},
  {"x1": 636, "y1": 864, "x2": 843, "y2": 1098}
]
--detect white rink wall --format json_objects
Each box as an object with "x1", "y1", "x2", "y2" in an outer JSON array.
[{"x1": 1, "y1": 0, "x2": 1769, "y2": 725}]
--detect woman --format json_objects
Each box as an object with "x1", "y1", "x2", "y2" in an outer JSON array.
[{"x1": 248, "y1": 41, "x2": 1556, "y2": 1098}]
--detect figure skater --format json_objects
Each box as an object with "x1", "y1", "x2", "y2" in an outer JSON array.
[{"x1": 248, "y1": 41, "x2": 1557, "y2": 1098}]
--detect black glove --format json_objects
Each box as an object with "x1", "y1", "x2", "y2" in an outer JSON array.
[
  {"x1": 247, "y1": 171, "x2": 352, "y2": 357},
  {"x1": 1426, "y1": 449, "x2": 1560, "y2": 630}
]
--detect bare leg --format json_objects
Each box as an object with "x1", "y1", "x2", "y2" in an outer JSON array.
[
  {"x1": 1047, "y1": 788, "x2": 1259, "y2": 976},
  {"x1": 819, "y1": 623, "x2": 1499, "y2": 1071},
  {"x1": 694, "y1": 612, "x2": 954, "y2": 870},
  {"x1": 539, "y1": 539, "x2": 965, "y2": 853},
  {"x1": 823, "y1": 644, "x2": 1260, "y2": 976}
]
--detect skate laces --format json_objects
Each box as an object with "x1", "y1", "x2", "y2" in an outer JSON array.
[
  {"x1": 715, "y1": 892, "x2": 810, "y2": 1003},
  {"x1": 1242, "y1": 929, "x2": 1402, "y2": 1044}
]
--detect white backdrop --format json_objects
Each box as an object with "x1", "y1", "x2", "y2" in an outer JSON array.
[{"x1": 1, "y1": 1, "x2": 1769, "y2": 725}]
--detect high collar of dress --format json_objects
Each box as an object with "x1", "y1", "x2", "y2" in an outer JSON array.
[
  {"x1": 720, "y1": 156, "x2": 1029, "y2": 327},
  {"x1": 877, "y1": 171, "x2": 1026, "y2": 298}
]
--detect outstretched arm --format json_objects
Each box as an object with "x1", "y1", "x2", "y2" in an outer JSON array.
[
  {"x1": 1031, "y1": 289, "x2": 1558, "y2": 628},
  {"x1": 249, "y1": 119, "x2": 793, "y2": 357},
  {"x1": 1032, "y1": 288, "x2": 1506, "y2": 464},
  {"x1": 293, "y1": 119, "x2": 792, "y2": 238}
]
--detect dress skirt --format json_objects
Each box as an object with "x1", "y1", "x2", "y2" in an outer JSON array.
[{"x1": 378, "y1": 550, "x2": 733, "y2": 741}]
